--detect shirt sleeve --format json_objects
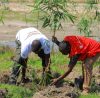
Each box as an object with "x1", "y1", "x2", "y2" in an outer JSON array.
[{"x1": 40, "y1": 38, "x2": 50, "y2": 54}]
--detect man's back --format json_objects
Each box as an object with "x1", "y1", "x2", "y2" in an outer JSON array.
[
  {"x1": 16, "y1": 27, "x2": 44, "y2": 43},
  {"x1": 64, "y1": 36, "x2": 100, "y2": 60}
]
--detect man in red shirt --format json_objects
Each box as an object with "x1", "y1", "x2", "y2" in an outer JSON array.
[{"x1": 52, "y1": 36, "x2": 100, "y2": 94}]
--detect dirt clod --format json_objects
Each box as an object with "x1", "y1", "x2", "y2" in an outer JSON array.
[
  {"x1": 0, "y1": 89, "x2": 8, "y2": 98},
  {"x1": 33, "y1": 83, "x2": 80, "y2": 98},
  {"x1": 0, "y1": 71, "x2": 10, "y2": 83}
]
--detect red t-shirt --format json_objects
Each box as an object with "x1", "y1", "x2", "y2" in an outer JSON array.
[{"x1": 64, "y1": 36, "x2": 100, "y2": 61}]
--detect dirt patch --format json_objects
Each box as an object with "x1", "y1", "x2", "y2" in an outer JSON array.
[
  {"x1": 31, "y1": 66, "x2": 100, "y2": 98},
  {"x1": 0, "y1": 2, "x2": 32, "y2": 12},
  {"x1": 0, "y1": 20, "x2": 100, "y2": 42},
  {"x1": 31, "y1": 71, "x2": 79, "y2": 98},
  {"x1": 0, "y1": 71, "x2": 10, "y2": 84},
  {"x1": 93, "y1": 66, "x2": 100, "y2": 84},
  {"x1": 32, "y1": 83, "x2": 79, "y2": 98},
  {"x1": 0, "y1": 66, "x2": 100, "y2": 98},
  {"x1": 0, "y1": 89, "x2": 8, "y2": 98}
]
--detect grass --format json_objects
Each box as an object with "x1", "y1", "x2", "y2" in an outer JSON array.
[
  {"x1": 0, "y1": 45, "x2": 99, "y2": 74},
  {"x1": 0, "y1": 8, "x2": 38, "y2": 23},
  {"x1": 0, "y1": 84, "x2": 33, "y2": 98},
  {"x1": 80, "y1": 94, "x2": 100, "y2": 98},
  {"x1": 6, "y1": 0, "x2": 34, "y2": 3},
  {"x1": 0, "y1": 46, "x2": 14, "y2": 72}
]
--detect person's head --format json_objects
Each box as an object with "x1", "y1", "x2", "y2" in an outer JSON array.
[
  {"x1": 31, "y1": 40, "x2": 42, "y2": 54},
  {"x1": 59, "y1": 41, "x2": 70, "y2": 55}
]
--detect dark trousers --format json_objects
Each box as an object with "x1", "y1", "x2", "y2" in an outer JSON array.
[{"x1": 9, "y1": 40, "x2": 28, "y2": 83}]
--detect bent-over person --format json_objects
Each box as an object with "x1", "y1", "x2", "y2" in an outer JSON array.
[
  {"x1": 52, "y1": 35, "x2": 100, "y2": 94},
  {"x1": 9, "y1": 27, "x2": 51, "y2": 84}
]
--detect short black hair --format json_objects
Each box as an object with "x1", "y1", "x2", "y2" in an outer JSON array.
[
  {"x1": 59, "y1": 41, "x2": 70, "y2": 51},
  {"x1": 31, "y1": 40, "x2": 41, "y2": 52}
]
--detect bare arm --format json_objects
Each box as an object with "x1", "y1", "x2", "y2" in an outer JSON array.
[
  {"x1": 51, "y1": 54, "x2": 80, "y2": 84},
  {"x1": 42, "y1": 54, "x2": 50, "y2": 72},
  {"x1": 44, "y1": 54, "x2": 50, "y2": 69}
]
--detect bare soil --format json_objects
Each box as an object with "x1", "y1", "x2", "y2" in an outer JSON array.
[
  {"x1": 0, "y1": 71, "x2": 10, "y2": 84},
  {"x1": 32, "y1": 84, "x2": 79, "y2": 98},
  {"x1": 32, "y1": 68, "x2": 100, "y2": 98}
]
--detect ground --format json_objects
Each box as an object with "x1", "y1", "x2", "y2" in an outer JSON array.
[{"x1": 0, "y1": 66, "x2": 99, "y2": 98}]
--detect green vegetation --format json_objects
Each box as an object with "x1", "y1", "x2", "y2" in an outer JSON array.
[
  {"x1": 80, "y1": 94, "x2": 99, "y2": 98},
  {"x1": 0, "y1": 9, "x2": 38, "y2": 23},
  {"x1": 0, "y1": 46, "x2": 14, "y2": 72},
  {"x1": 0, "y1": 84, "x2": 33, "y2": 98},
  {"x1": 32, "y1": 0, "x2": 100, "y2": 37},
  {"x1": 0, "y1": 46, "x2": 99, "y2": 75},
  {"x1": 33, "y1": 0, "x2": 76, "y2": 36}
]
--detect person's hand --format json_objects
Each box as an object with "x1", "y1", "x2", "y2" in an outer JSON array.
[
  {"x1": 52, "y1": 36, "x2": 58, "y2": 43},
  {"x1": 50, "y1": 78, "x2": 59, "y2": 85}
]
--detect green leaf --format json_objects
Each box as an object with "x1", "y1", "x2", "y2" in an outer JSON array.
[{"x1": 42, "y1": 16, "x2": 50, "y2": 28}]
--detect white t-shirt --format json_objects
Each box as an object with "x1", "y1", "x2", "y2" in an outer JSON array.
[{"x1": 16, "y1": 27, "x2": 50, "y2": 59}]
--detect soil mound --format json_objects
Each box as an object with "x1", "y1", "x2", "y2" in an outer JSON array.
[
  {"x1": 0, "y1": 89, "x2": 8, "y2": 98},
  {"x1": 0, "y1": 71, "x2": 10, "y2": 83},
  {"x1": 32, "y1": 83, "x2": 79, "y2": 98}
]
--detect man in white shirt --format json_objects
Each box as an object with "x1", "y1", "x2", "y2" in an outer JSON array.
[{"x1": 9, "y1": 27, "x2": 51, "y2": 84}]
